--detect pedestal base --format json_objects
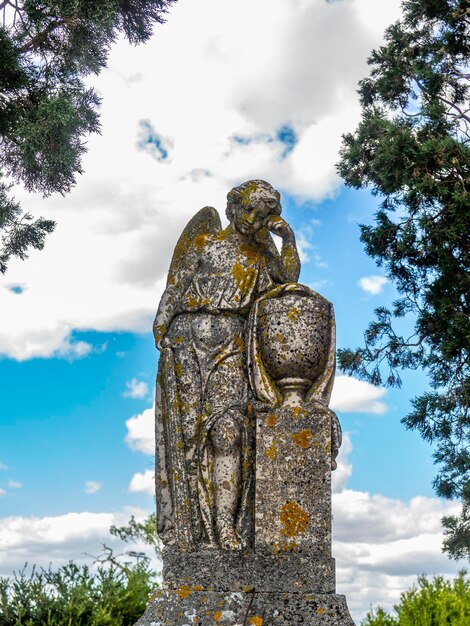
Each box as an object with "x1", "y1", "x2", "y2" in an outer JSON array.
[
  {"x1": 135, "y1": 589, "x2": 355, "y2": 625},
  {"x1": 163, "y1": 548, "x2": 335, "y2": 593}
]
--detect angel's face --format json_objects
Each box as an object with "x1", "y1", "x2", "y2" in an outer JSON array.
[{"x1": 232, "y1": 192, "x2": 279, "y2": 237}]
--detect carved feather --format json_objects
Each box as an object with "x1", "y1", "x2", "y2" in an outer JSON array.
[{"x1": 166, "y1": 206, "x2": 222, "y2": 285}]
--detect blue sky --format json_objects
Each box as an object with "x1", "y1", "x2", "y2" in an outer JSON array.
[{"x1": 0, "y1": 0, "x2": 464, "y2": 621}]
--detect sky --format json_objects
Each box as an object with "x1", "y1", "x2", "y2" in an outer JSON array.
[{"x1": 0, "y1": 0, "x2": 466, "y2": 622}]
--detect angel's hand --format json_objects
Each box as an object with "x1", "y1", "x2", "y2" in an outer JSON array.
[{"x1": 264, "y1": 215, "x2": 295, "y2": 241}]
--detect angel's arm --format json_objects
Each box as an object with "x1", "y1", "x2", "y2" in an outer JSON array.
[{"x1": 258, "y1": 217, "x2": 300, "y2": 283}]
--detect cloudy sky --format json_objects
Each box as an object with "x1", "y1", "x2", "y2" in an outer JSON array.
[{"x1": 0, "y1": 0, "x2": 465, "y2": 622}]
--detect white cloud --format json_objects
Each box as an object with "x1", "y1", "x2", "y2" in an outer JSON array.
[
  {"x1": 84, "y1": 481, "x2": 102, "y2": 495},
  {"x1": 125, "y1": 406, "x2": 154, "y2": 455},
  {"x1": 123, "y1": 378, "x2": 149, "y2": 399},
  {"x1": 0, "y1": 509, "x2": 159, "y2": 577},
  {"x1": 128, "y1": 470, "x2": 154, "y2": 495},
  {"x1": 0, "y1": 462, "x2": 7, "y2": 470},
  {"x1": 58, "y1": 339, "x2": 93, "y2": 359},
  {"x1": 0, "y1": 0, "x2": 402, "y2": 360},
  {"x1": 7, "y1": 481, "x2": 22, "y2": 489},
  {"x1": 359, "y1": 275, "x2": 389, "y2": 295},
  {"x1": 333, "y1": 491, "x2": 463, "y2": 620},
  {"x1": 331, "y1": 375, "x2": 387, "y2": 414},
  {"x1": 0, "y1": 489, "x2": 5, "y2": 497}
]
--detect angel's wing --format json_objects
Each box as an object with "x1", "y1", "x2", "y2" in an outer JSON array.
[{"x1": 166, "y1": 206, "x2": 222, "y2": 285}]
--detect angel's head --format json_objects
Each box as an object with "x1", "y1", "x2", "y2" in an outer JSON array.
[{"x1": 226, "y1": 180, "x2": 281, "y2": 236}]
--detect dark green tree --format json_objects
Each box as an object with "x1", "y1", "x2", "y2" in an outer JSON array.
[
  {"x1": 337, "y1": 0, "x2": 470, "y2": 559},
  {"x1": 362, "y1": 571, "x2": 470, "y2": 626},
  {"x1": 0, "y1": 0, "x2": 175, "y2": 273}
]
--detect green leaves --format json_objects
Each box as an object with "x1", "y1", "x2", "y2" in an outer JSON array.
[
  {"x1": 3, "y1": 87, "x2": 100, "y2": 196},
  {"x1": 0, "y1": 561, "x2": 157, "y2": 625},
  {"x1": 362, "y1": 571, "x2": 470, "y2": 625},
  {"x1": 0, "y1": 180, "x2": 55, "y2": 274},
  {"x1": 0, "y1": 0, "x2": 175, "y2": 272},
  {"x1": 0, "y1": 515, "x2": 161, "y2": 625},
  {"x1": 337, "y1": 0, "x2": 470, "y2": 557}
]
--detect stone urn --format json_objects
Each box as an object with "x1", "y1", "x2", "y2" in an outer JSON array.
[{"x1": 256, "y1": 290, "x2": 332, "y2": 405}]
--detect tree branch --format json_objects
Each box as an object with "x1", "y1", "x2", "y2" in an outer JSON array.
[
  {"x1": 19, "y1": 18, "x2": 66, "y2": 53},
  {"x1": 415, "y1": 77, "x2": 470, "y2": 124}
]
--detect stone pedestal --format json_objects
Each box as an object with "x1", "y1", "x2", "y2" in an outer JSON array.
[
  {"x1": 255, "y1": 404, "x2": 332, "y2": 556},
  {"x1": 162, "y1": 549, "x2": 335, "y2": 593},
  {"x1": 135, "y1": 589, "x2": 354, "y2": 625}
]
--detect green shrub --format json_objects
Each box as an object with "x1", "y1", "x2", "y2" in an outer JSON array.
[
  {"x1": 0, "y1": 560, "x2": 157, "y2": 626},
  {"x1": 362, "y1": 571, "x2": 470, "y2": 626}
]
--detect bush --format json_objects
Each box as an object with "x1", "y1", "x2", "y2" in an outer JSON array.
[
  {"x1": 363, "y1": 571, "x2": 470, "y2": 626},
  {"x1": 0, "y1": 560, "x2": 157, "y2": 626}
]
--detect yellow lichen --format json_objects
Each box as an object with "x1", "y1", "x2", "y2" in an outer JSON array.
[
  {"x1": 292, "y1": 429, "x2": 313, "y2": 449},
  {"x1": 279, "y1": 501, "x2": 309, "y2": 537},
  {"x1": 249, "y1": 617, "x2": 264, "y2": 626},
  {"x1": 177, "y1": 584, "x2": 192, "y2": 599},
  {"x1": 230, "y1": 261, "x2": 256, "y2": 287},
  {"x1": 239, "y1": 242, "x2": 258, "y2": 261},
  {"x1": 265, "y1": 441, "x2": 277, "y2": 460},
  {"x1": 287, "y1": 306, "x2": 301, "y2": 321},
  {"x1": 239, "y1": 181, "x2": 259, "y2": 207},
  {"x1": 193, "y1": 233, "x2": 208, "y2": 251},
  {"x1": 266, "y1": 413, "x2": 277, "y2": 427},
  {"x1": 154, "y1": 324, "x2": 167, "y2": 343},
  {"x1": 213, "y1": 610, "x2": 223, "y2": 622},
  {"x1": 175, "y1": 362, "x2": 183, "y2": 377},
  {"x1": 290, "y1": 406, "x2": 307, "y2": 419},
  {"x1": 234, "y1": 334, "x2": 245, "y2": 351},
  {"x1": 186, "y1": 296, "x2": 200, "y2": 309}
]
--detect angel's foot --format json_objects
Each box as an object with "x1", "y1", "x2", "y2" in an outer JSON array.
[{"x1": 217, "y1": 524, "x2": 242, "y2": 551}]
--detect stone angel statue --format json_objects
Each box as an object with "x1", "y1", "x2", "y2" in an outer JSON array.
[{"x1": 153, "y1": 180, "x2": 301, "y2": 552}]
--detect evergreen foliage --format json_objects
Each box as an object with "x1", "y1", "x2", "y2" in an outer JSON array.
[
  {"x1": 362, "y1": 571, "x2": 470, "y2": 626},
  {"x1": 337, "y1": 0, "x2": 470, "y2": 558},
  {"x1": 0, "y1": 515, "x2": 161, "y2": 625},
  {"x1": 0, "y1": 0, "x2": 174, "y2": 273}
]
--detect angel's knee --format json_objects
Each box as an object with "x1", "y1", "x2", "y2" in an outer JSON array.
[{"x1": 210, "y1": 413, "x2": 242, "y2": 454}]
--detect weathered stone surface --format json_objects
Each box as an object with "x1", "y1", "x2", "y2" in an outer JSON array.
[
  {"x1": 134, "y1": 589, "x2": 355, "y2": 625},
  {"x1": 163, "y1": 548, "x2": 335, "y2": 593},
  {"x1": 133, "y1": 181, "x2": 355, "y2": 626},
  {"x1": 255, "y1": 404, "x2": 332, "y2": 556},
  {"x1": 153, "y1": 181, "x2": 302, "y2": 552}
]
